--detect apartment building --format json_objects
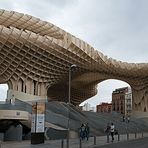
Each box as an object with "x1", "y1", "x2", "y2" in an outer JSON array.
[
  {"x1": 112, "y1": 87, "x2": 132, "y2": 115},
  {"x1": 96, "y1": 102, "x2": 112, "y2": 113}
]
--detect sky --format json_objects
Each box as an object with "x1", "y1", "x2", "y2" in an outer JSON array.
[{"x1": 0, "y1": 0, "x2": 147, "y2": 106}]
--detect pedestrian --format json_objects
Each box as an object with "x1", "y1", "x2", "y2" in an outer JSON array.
[
  {"x1": 110, "y1": 123, "x2": 115, "y2": 142},
  {"x1": 127, "y1": 116, "x2": 130, "y2": 123},
  {"x1": 85, "y1": 123, "x2": 90, "y2": 141},
  {"x1": 79, "y1": 123, "x2": 86, "y2": 140},
  {"x1": 123, "y1": 115, "x2": 125, "y2": 122},
  {"x1": 105, "y1": 123, "x2": 111, "y2": 143}
]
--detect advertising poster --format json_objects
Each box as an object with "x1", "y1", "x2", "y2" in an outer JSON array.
[{"x1": 31, "y1": 114, "x2": 36, "y2": 133}]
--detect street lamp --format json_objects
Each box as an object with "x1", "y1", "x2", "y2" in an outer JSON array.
[{"x1": 67, "y1": 64, "x2": 77, "y2": 148}]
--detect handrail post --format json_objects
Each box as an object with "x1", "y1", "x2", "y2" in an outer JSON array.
[
  {"x1": 61, "y1": 139, "x2": 64, "y2": 148},
  {"x1": 118, "y1": 133, "x2": 120, "y2": 141},
  {"x1": 127, "y1": 132, "x2": 129, "y2": 140},
  {"x1": 135, "y1": 132, "x2": 137, "y2": 139},
  {"x1": 107, "y1": 133, "x2": 109, "y2": 143},
  {"x1": 142, "y1": 132, "x2": 144, "y2": 138},
  {"x1": 79, "y1": 138, "x2": 82, "y2": 148},
  {"x1": 94, "y1": 136, "x2": 96, "y2": 145}
]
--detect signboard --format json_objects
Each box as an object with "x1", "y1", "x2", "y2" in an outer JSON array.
[{"x1": 36, "y1": 114, "x2": 44, "y2": 132}]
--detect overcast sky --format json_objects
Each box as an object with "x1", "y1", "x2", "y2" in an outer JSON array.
[{"x1": 0, "y1": 0, "x2": 148, "y2": 106}]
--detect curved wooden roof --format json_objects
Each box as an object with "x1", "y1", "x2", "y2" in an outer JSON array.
[{"x1": 0, "y1": 9, "x2": 147, "y2": 105}]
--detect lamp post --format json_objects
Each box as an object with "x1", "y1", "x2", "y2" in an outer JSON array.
[{"x1": 67, "y1": 64, "x2": 77, "y2": 148}]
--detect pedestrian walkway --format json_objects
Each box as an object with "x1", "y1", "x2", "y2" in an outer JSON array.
[
  {"x1": 1, "y1": 132, "x2": 148, "y2": 148},
  {"x1": 93, "y1": 137, "x2": 148, "y2": 148}
]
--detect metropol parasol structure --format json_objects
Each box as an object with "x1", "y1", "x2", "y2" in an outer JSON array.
[{"x1": 0, "y1": 9, "x2": 147, "y2": 114}]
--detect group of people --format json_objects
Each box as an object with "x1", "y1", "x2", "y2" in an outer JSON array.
[
  {"x1": 79, "y1": 123, "x2": 90, "y2": 141},
  {"x1": 123, "y1": 115, "x2": 130, "y2": 123},
  {"x1": 78, "y1": 115, "x2": 130, "y2": 143},
  {"x1": 79, "y1": 122, "x2": 116, "y2": 142},
  {"x1": 105, "y1": 122, "x2": 116, "y2": 142}
]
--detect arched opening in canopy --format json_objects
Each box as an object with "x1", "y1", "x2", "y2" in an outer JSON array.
[
  {"x1": 80, "y1": 79, "x2": 131, "y2": 113},
  {"x1": 0, "y1": 84, "x2": 8, "y2": 102}
]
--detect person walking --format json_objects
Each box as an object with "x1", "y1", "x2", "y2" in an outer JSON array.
[
  {"x1": 127, "y1": 116, "x2": 130, "y2": 123},
  {"x1": 110, "y1": 123, "x2": 115, "y2": 142},
  {"x1": 123, "y1": 115, "x2": 125, "y2": 122},
  {"x1": 79, "y1": 123, "x2": 86, "y2": 140}
]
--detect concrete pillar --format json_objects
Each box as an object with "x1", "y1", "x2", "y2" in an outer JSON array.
[
  {"x1": 17, "y1": 79, "x2": 22, "y2": 92},
  {"x1": 30, "y1": 80, "x2": 34, "y2": 95},
  {"x1": 0, "y1": 133, "x2": 4, "y2": 141},
  {"x1": 40, "y1": 83, "x2": 47, "y2": 96},
  {"x1": 25, "y1": 79, "x2": 32, "y2": 94},
  {"x1": 38, "y1": 83, "x2": 41, "y2": 96},
  {"x1": 4, "y1": 124, "x2": 22, "y2": 141},
  {"x1": 132, "y1": 87, "x2": 148, "y2": 112}
]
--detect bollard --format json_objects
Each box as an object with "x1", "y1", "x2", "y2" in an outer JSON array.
[
  {"x1": 127, "y1": 133, "x2": 129, "y2": 140},
  {"x1": 107, "y1": 134, "x2": 109, "y2": 143},
  {"x1": 0, "y1": 140, "x2": 1, "y2": 148},
  {"x1": 61, "y1": 139, "x2": 64, "y2": 148},
  {"x1": 135, "y1": 132, "x2": 137, "y2": 139},
  {"x1": 94, "y1": 136, "x2": 96, "y2": 145},
  {"x1": 142, "y1": 132, "x2": 144, "y2": 138},
  {"x1": 79, "y1": 138, "x2": 82, "y2": 148},
  {"x1": 118, "y1": 134, "x2": 120, "y2": 141}
]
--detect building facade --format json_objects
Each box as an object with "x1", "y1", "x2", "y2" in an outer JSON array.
[
  {"x1": 112, "y1": 87, "x2": 132, "y2": 115},
  {"x1": 125, "y1": 87, "x2": 132, "y2": 115},
  {"x1": 96, "y1": 102, "x2": 112, "y2": 113}
]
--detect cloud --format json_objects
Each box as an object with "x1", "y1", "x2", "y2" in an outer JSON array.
[
  {"x1": 0, "y1": 0, "x2": 77, "y2": 20},
  {"x1": 47, "y1": 0, "x2": 148, "y2": 64}
]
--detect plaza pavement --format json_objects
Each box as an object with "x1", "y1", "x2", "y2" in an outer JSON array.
[
  {"x1": 1, "y1": 133, "x2": 148, "y2": 148},
  {"x1": 92, "y1": 137, "x2": 148, "y2": 148}
]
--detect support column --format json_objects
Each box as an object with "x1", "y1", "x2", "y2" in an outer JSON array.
[
  {"x1": 132, "y1": 87, "x2": 148, "y2": 117},
  {"x1": 132, "y1": 88, "x2": 148, "y2": 112},
  {"x1": 31, "y1": 102, "x2": 45, "y2": 144}
]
